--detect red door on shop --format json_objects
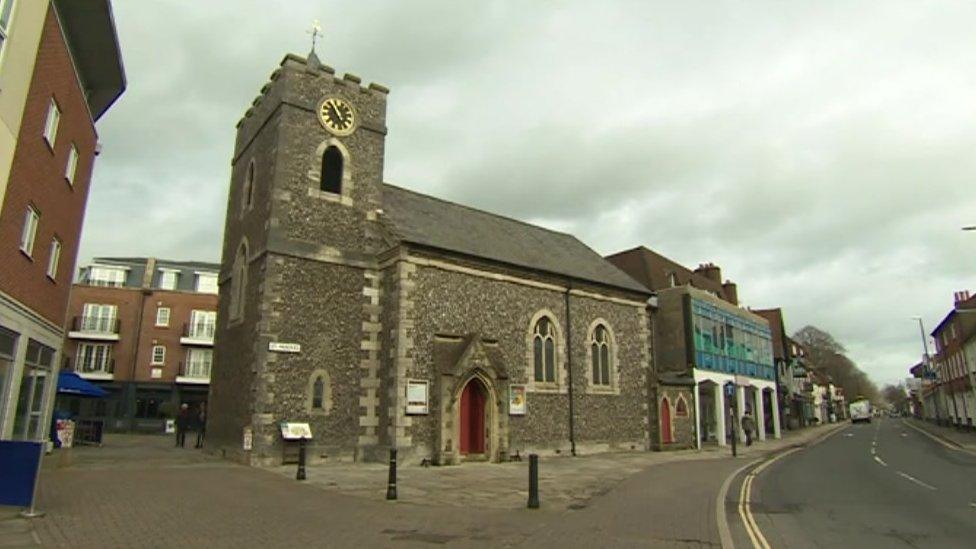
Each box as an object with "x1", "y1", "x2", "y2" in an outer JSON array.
[
  {"x1": 661, "y1": 397, "x2": 673, "y2": 444},
  {"x1": 459, "y1": 378, "x2": 486, "y2": 455}
]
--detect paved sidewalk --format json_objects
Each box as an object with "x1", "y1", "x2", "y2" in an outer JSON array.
[
  {"x1": 267, "y1": 423, "x2": 845, "y2": 510},
  {"x1": 0, "y1": 424, "x2": 842, "y2": 548},
  {"x1": 907, "y1": 417, "x2": 976, "y2": 453}
]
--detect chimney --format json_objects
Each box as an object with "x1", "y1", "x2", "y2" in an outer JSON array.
[
  {"x1": 694, "y1": 262, "x2": 722, "y2": 284},
  {"x1": 954, "y1": 290, "x2": 971, "y2": 304},
  {"x1": 722, "y1": 280, "x2": 738, "y2": 306},
  {"x1": 142, "y1": 258, "x2": 157, "y2": 289}
]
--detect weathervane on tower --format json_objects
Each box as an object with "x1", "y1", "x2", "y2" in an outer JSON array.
[{"x1": 307, "y1": 19, "x2": 323, "y2": 55}]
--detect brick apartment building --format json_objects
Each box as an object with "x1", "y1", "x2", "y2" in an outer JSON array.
[
  {"x1": 61, "y1": 257, "x2": 219, "y2": 433},
  {"x1": 928, "y1": 291, "x2": 976, "y2": 429},
  {"x1": 0, "y1": 0, "x2": 125, "y2": 441}
]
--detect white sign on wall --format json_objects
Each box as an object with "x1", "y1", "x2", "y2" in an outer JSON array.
[
  {"x1": 406, "y1": 380, "x2": 429, "y2": 415},
  {"x1": 268, "y1": 342, "x2": 301, "y2": 353}
]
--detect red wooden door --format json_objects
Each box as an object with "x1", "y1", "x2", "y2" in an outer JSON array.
[
  {"x1": 459, "y1": 379, "x2": 486, "y2": 454},
  {"x1": 661, "y1": 397, "x2": 673, "y2": 444}
]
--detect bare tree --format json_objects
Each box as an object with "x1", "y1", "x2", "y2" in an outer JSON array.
[{"x1": 794, "y1": 325, "x2": 880, "y2": 402}]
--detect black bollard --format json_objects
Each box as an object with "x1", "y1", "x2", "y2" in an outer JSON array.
[
  {"x1": 386, "y1": 448, "x2": 398, "y2": 500},
  {"x1": 296, "y1": 437, "x2": 307, "y2": 480},
  {"x1": 527, "y1": 453, "x2": 540, "y2": 509}
]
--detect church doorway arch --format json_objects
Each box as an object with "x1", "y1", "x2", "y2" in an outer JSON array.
[
  {"x1": 459, "y1": 377, "x2": 487, "y2": 455},
  {"x1": 661, "y1": 396, "x2": 674, "y2": 444}
]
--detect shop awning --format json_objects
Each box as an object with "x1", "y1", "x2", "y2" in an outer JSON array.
[{"x1": 57, "y1": 371, "x2": 107, "y2": 398}]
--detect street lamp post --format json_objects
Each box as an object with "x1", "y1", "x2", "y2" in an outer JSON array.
[{"x1": 913, "y1": 316, "x2": 942, "y2": 425}]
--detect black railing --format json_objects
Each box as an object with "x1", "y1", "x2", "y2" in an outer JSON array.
[
  {"x1": 182, "y1": 322, "x2": 215, "y2": 340},
  {"x1": 71, "y1": 316, "x2": 120, "y2": 334},
  {"x1": 72, "y1": 358, "x2": 115, "y2": 374},
  {"x1": 178, "y1": 360, "x2": 211, "y2": 379}
]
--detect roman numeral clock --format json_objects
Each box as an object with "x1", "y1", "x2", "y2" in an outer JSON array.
[{"x1": 317, "y1": 97, "x2": 356, "y2": 136}]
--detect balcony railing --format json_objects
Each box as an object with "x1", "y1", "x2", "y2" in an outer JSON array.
[
  {"x1": 71, "y1": 316, "x2": 120, "y2": 334},
  {"x1": 182, "y1": 322, "x2": 215, "y2": 340},
  {"x1": 177, "y1": 360, "x2": 211, "y2": 382},
  {"x1": 73, "y1": 358, "x2": 115, "y2": 375}
]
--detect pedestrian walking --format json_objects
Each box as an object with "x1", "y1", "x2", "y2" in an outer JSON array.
[
  {"x1": 175, "y1": 403, "x2": 190, "y2": 448},
  {"x1": 195, "y1": 402, "x2": 207, "y2": 449},
  {"x1": 741, "y1": 411, "x2": 756, "y2": 446}
]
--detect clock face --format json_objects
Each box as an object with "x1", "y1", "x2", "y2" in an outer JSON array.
[{"x1": 318, "y1": 97, "x2": 356, "y2": 135}]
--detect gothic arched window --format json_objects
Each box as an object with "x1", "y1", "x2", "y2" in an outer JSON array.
[
  {"x1": 307, "y1": 370, "x2": 332, "y2": 413},
  {"x1": 591, "y1": 324, "x2": 612, "y2": 386},
  {"x1": 312, "y1": 376, "x2": 325, "y2": 409},
  {"x1": 533, "y1": 316, "x2": 556, "y2": 383},
  {"x1": 229, "y1": 241, "x2": 248, "y2": 320},
  {"x1": 241, "y1": 160, "x2": 255, "y2": 214},
  {"x1": 320, "y1": 146, "x2": 343, "y2": 194}
]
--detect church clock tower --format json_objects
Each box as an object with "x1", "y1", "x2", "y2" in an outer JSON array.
[{"x1": 208, "y1": 49, "x2": 392, "y2": 465}]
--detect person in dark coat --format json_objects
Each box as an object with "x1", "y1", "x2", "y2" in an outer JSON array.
[
  {"x1": 175, "y1": 403, "x2": 190, "y2": 448},
  {"x1": 195, "y1": 402, "x2": 207, "y2": 449},
  {"x1": 741, "y1": 411, "x2": 756, "y2": 446}
]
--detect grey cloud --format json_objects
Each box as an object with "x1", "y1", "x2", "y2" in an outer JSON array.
[{"x1": 80, "y1": 0, "x2": 976, "y2": 389}]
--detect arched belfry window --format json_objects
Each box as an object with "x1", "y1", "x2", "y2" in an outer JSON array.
[
  {"x1": 591, "y1": 324, "x2": 611, "y2": 386},
  {"x1": 320, "y1": 146, "x2": 343, "y2": 194},
  {"x1": 533, "y1": 317, "x2": 557, "y2": 383}
]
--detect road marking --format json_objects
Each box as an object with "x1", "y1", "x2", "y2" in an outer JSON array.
[
  {"x1": 896, "y1": 471, "x2": 936, "y2": 491},
  {"x1": 717, "y1": 459, "x2": 761, "y2": 549},
  {"x1": 738, "y1": 446, "x2": 805, "y2": 549},
  {"x1": 873, "y1": 455, "x2": 887, "y2": 467},
  {"x1": 721, "y1": 424, "x2": 848, "y2": 549}
]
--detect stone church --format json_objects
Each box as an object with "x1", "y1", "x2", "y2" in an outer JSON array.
[{"x1": 207, "y1": 52, "x2": 655, "y2": 465}]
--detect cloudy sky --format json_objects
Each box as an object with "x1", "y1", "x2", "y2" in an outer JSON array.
[{"x1": 81, "y1": 1, "x2": 976, "y2": 387}]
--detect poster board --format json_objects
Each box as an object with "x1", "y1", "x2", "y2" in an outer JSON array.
[
  {"x1": 406, "y1": 380, "x2": 429, "y2": 415},
  {"x1": 509, "y1": 384, "x2": 526, "y2": 415},
  {"x1": 279, "y1": 422, "x2": 313, "y2": 440}
]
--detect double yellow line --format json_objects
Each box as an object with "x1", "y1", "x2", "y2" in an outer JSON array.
[{"x1": 737, "y1": 447, "x2": 803, "y2": 549}]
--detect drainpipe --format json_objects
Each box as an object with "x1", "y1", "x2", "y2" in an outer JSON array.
[
  {"x1": 565, "y1": 285, "x2": 576, "y2": 457},
  {"x1": 128, "y1": 258, "x2": 155, "y2": 430}
]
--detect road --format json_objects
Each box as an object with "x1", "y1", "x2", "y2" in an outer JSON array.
[{"x1": 731, "y1": 418, "x2": 976, "y2": 548}]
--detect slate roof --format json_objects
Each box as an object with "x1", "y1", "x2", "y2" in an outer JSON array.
[{"x1": 380, "y1": 184, "x2": 649, "y2": 295}]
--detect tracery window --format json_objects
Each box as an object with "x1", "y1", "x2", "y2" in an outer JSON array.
[
  {"x1": 591, "y1": 324, "x2": 612, "y2": 386},
  {"x1": 533, "y1": 317, "x2": 557, "y2": 383}
]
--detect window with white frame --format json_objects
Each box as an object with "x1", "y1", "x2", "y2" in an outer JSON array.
[
  {"x1": 151, "y1": 345, "x2": 166, "y2": 365},
  {"x1": 46, "y1": 238, "x2": 61, "y2": 279},
  {"x1": 159, "y1": 270, "x2": 178, "y2": 290},
  {"x1": 19, "y1": 206, "x2": 38, "y2": 256},
  {"x1": 76, "y1": 343, "x2": 113, "y2": 374},
  {"x1": 43, "y1": 97, "x2": 60, "y2": 147},
  {"x1": 87, "y1": 266, "x2": 126, "y2": 287},
  {"x1": 195, "y1": 273, "x2": 218, "y2": 294},
  {"x1": 184, "y1": 348, "x2": 212, "y2": 379},
  {"x1": 65, "y1": 144, "x2": 79, "y2": 184},
  {"x1": 532, "y1": 316, "x2": 557, "y2": 383},
  {"x1": 80, "y1": 303, "x2": 117, "y2": 333},
  {"x1": 188, "y1": 310, "x2": 216, "y2": 340},
  {"x1": 0, "y1": 0, "x2": 15, "y2": 58},
  {"x1": 155, "y1": 307, "x2": 170, "y2": 327}
]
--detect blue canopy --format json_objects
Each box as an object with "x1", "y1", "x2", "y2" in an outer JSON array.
[{"x1": 57, "y1": 371, "x2": 107, "y2": 398}]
